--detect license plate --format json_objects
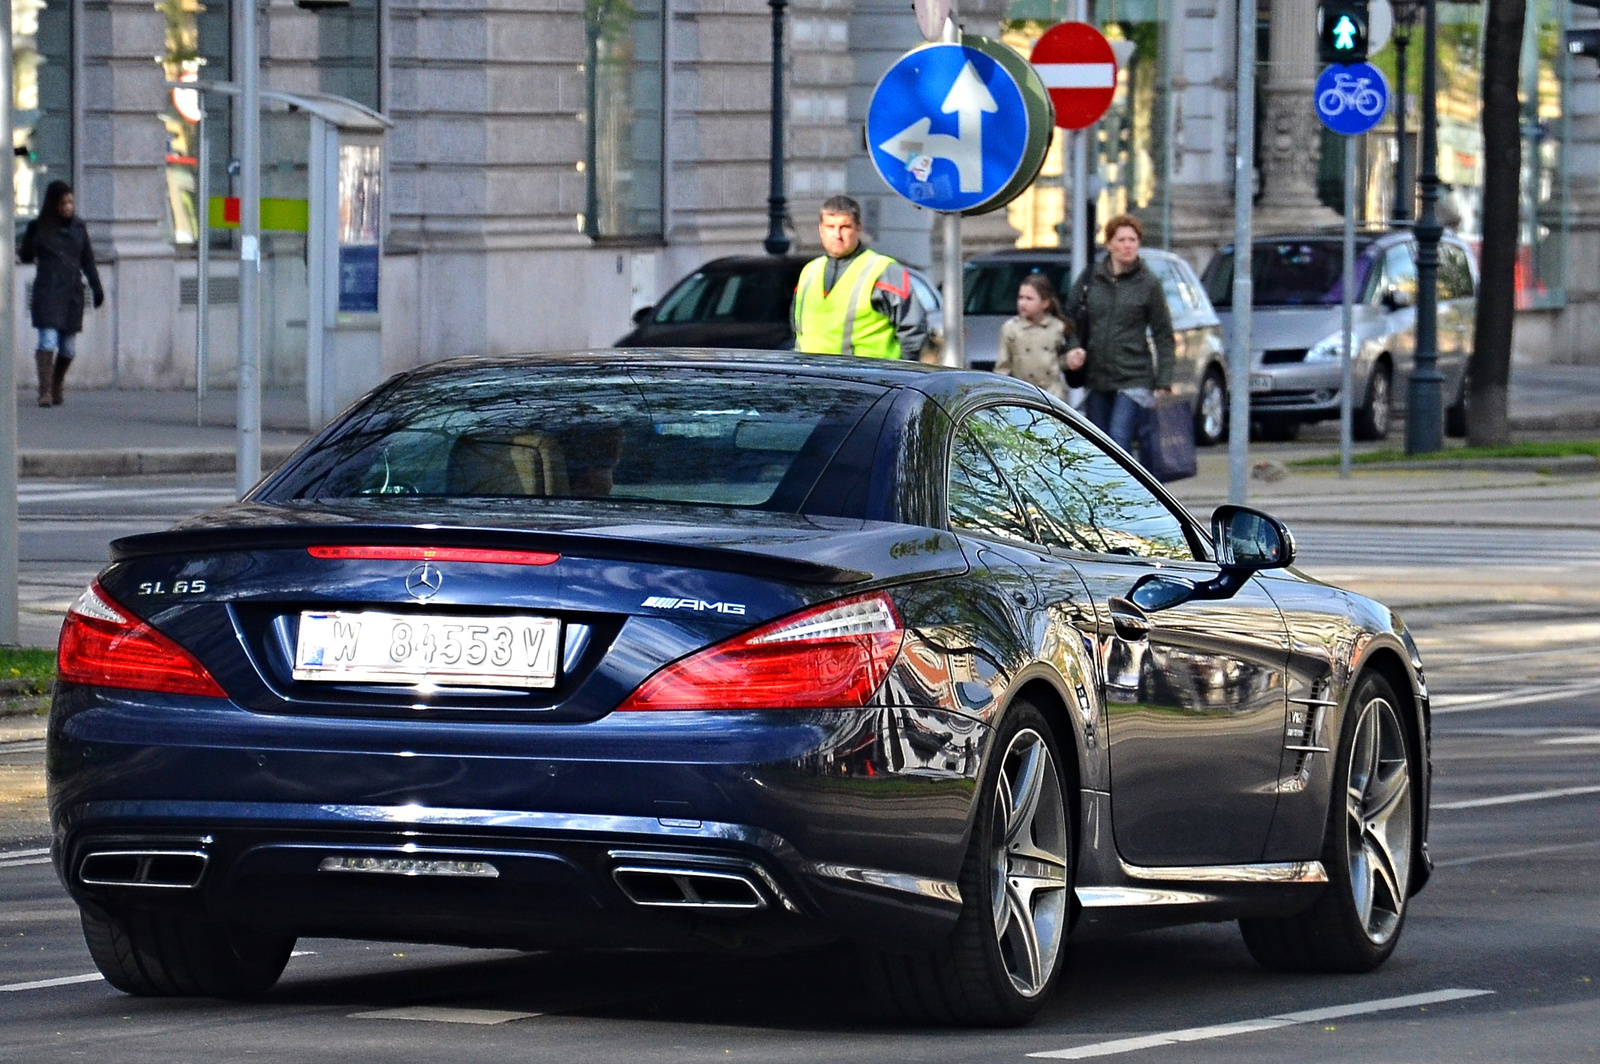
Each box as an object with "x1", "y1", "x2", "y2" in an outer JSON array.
[
  {"x1": 293, "y1": 611, "x2": 561, "y2": 688},
  {"x1": 1250, "y1": 373, "x2": 1274, "y2": 392}
]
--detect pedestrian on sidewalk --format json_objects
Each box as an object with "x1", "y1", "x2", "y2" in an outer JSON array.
[
  {"x1": 793, "y1": 195, "x2": 927, "y2": 361},
  {"x1": 18, "y1": 180, "x2": 104, "y2": 407},
  {"x1": 1063, "y1": 213, "x2": 1175, "y2": 453},
  {"x1": 994, "y1": 273, "x2": 1085, "y2": 402}
]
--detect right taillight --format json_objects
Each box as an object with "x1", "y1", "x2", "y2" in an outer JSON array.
[
  {"x1": 56, "y1": 582, "x2": 226, "y2": 698},
  {"x1": 617, "y1": 591, "x2": 904, "y2": 711}
]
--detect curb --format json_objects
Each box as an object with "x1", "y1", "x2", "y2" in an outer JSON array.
[
  {"x1": 1509, "y1": 412, "x2": 1600, "y2": 432},
  {"x1": 20, "y1": 446, "x2": 301, "y2": 479}
]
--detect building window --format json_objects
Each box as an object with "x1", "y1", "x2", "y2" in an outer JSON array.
[
  {"x1": 319, "y1": 0, "x2": 380, "y2": 111},
  {"x1": 157, "y1": 0, "x2": 230, "y2": 245},
  {"x1": 583, "y1": 0, "x2": 664, "y2": 240},
  {"x1": 14, "y1": 0, "x2": 72, "y2": 221}
]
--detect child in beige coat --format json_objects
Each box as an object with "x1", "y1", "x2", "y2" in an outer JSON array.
[{"x1": 995, "y1": 273, "x2": 1086, "y2": 402}]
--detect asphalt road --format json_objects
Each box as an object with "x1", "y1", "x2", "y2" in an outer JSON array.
[{"x1": 4, "y1": 467, "x2": 1600, "y2": 1062}]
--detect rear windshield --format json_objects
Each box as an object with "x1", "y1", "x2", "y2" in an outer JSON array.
[
  {"x1": 963, "y1": 261, "x2": 1073, "y2": 316},
  {"x1": 1203, "y1": 241, "x2": 1375, "y2": 307},
  {"x1": 262, "y1": 367, "x2": 885, "y2": 510},
  {"x1": 652, "y1": 265, "x2": 803, "y2": 325}
]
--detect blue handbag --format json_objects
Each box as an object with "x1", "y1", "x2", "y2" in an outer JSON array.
[{"x1": 1137, "y1": 395, "x2": 1198, "y2": 483}]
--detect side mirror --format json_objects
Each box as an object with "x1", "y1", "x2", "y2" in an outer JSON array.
[
  {"x1": 1212, "y1": 505, "x2": 1296, "y2": 570},
  {"x1": 631, "y1": 305, "x2": 655, "y2": 326},
  {"x1": 1382, "y1": 286, "x2": 1414, "y2": 310},
  {"x1": 1129, "y1": 573, "x2": 1197, "y2": 613}
]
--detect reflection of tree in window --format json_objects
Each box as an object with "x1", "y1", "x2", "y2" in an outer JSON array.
[
  {"x1": 947, "y1": 427, "x2": 1032, "y2": 544},
  {"x1": 14, "y1": 0, "x2": 72, "y2": 220},
  {"x1": 968, "y1": 407, "x2": 1191, "y2": 560}
]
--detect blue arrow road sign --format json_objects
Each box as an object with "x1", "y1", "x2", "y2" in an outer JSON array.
[
  {"x1": 1315, "y1": 62, "x2": 1389, "y2": 136},
  {"x1": 867, "y1": 42, "x2": 1036, "y2": 214}
]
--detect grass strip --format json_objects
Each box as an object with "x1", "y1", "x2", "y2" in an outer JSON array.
[
  {"x1": 0, "y1": 648, "x2": 55, "y2": 694},
  {"x1": 1291, "y1": 440, "x2": 1600, "y2": 467}
]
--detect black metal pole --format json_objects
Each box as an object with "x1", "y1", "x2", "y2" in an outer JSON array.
[
  {"x1": 1406, "y1": 0, "x2": 1444, "y2": 453},
  {"x1": 763, "y1": 0, "x2": 790, "y2": 255},
  {"x1": 1392, "y1": 27, "x2": 1410, "y2": 222}
]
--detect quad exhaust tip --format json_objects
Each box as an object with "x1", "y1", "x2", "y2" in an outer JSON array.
[
  {"x1": 612, "y1": 864, "x2": 768, "y2": 910},
  {"x1": 79, "y1": 850, "x2": 209, "y2": 889}
]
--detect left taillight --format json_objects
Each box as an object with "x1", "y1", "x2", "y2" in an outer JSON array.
[
  {"x1": 56, "y1": 582, "x2": 227, "y2": 698},
  {"x1": 617, "y1": 591, "x2": 904, "y2": 712}
]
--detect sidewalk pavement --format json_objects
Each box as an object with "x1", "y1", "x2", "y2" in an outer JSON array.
[{"x1": 10, "y1": 362, "x2": 1600, "y2": 479}]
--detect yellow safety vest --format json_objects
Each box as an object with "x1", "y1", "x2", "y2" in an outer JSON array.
[{"x1": 793, "y1": 250, "x2": 903, "y2": 360}]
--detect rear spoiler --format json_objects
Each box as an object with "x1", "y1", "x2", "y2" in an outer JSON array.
[{"x1": 110, "y1": 523, "x2": 872, "y2": 586}]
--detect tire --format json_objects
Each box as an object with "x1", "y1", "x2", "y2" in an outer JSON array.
[
  {"x1": 1252, "y1": 417, "x2": 1300, "y2": 442},
  {"x1": 1194, "y1": 367, "x2": 1228, "y2": 446},
  {"x1": 865, "y1": 701, "x2": 1073, "y2": 1026},
  {"x1": 1354, "y1": 361, "x2": 1393, "y2": 441},
  {"x1": 1239, "y1": 671, "x2": 1416, "y2": 973},
  {"x1": 80, "y1": 904, "x2": 295, "y2": 998}
]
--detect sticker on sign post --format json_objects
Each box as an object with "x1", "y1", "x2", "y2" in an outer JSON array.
[{"x1": 1030, "y1": 22, "x2": 1118, "y2": 131}]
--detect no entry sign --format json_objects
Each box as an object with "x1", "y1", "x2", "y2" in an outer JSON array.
[{"x1": 1029, "y1": 22, "x2": 1117, "y2": 131}]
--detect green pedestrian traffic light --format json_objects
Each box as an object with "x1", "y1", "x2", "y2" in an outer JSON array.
[{"x1": 1318, "y1": 0, "x2": 1369, "y2": 64}]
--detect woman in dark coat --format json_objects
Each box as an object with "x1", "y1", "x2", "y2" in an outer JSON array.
[{"x1": 18, "y1": 181, "x2": 104, "y2": 406}]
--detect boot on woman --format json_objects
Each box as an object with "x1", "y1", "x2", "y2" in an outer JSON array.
[
  {"x1": 50, "y1": 356, "x2": 70, "y2": 405},
  {"x1": 34, "y1": 350, "x2": 53, "y2": 407}
]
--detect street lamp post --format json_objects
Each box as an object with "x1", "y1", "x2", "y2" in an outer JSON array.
[
  {"x1": 1390, "y1": 0, "x2": 1421, "y2": 222},
  {"x1": 1406, "y1": 0, "x2": 1444, "y2": 454},
  {"x1": 763, "y1": 0, "x2": 790, "y2": 255}
]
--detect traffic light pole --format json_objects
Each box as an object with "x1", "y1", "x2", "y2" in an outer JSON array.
[
  {"x1": 1228, "y1": 0, "x2": 1257, "y2": 504},
  {"x1": 1406, "y1": 0, "x2": 1444, "y2": 454},
  {"x1": 941, "y1": 14, "x2": 964, "y2": 369},
  {"x1": 236, "y1": 0, "x2": 262, "y2": 500}
]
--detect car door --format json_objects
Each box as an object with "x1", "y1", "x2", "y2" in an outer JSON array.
[
  {"x1": 964, "y1": 404, "x2": 1292, "y2": 867},
  {"x1": 1374, "y1": 242, "x2": 1419, "y2": 391}
]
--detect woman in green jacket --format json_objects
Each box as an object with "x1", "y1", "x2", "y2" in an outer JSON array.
[{"x1": 1063, "y1": 213, "x2": 1175, "y2": 453}]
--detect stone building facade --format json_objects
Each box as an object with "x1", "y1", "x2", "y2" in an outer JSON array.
[{"x1": 12, "y1": 0, "x2": 1599, "y2": 395}]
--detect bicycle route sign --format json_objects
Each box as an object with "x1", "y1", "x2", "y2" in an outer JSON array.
[
  {"x1": 867, "y1": 36, "x2": 1053, "y2": 215},
  {"x1": 1314, "y1": 61, "x2": 1389, "y2": 136}
]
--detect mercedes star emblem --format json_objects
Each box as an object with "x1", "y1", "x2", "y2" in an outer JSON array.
[{"x1": 405, "y1": 562, "x2": 443, "y2": 601}]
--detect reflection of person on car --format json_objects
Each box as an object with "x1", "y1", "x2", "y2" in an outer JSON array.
[{"x1": 563, "y1": 426, "x2": 626, "y2": 497}]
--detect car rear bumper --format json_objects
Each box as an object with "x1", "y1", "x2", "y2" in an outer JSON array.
[{"x1": 48, "y1": 686, "x2": 984, "y2": 953}]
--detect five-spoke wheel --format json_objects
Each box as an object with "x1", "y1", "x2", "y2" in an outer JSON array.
[{"x1": 990, "y1": 727, "x2": 1071, "y2": 998}]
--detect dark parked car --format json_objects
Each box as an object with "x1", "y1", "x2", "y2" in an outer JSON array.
[
  {"x1": 50, "y1": 353, "x2": 1431, "y2": 1025},
  {"x1": 1202, "y1": 228, "x2": 1478, "y2": 440},
  {"x1": 616, "y1": 255, "x2": 945, "y2": 356},
  {"x1": 962, "y1": 249, "x2": 1232, "y2": 445}
]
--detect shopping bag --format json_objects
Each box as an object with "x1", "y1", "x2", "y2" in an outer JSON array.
[{"x1": 1137, "y1": 395, "x2": 1198, "y2": 483}]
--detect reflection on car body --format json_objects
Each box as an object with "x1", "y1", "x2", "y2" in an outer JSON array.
[{"x1": 50, "y1": 352, "x2": 1431, "y2": 1026}]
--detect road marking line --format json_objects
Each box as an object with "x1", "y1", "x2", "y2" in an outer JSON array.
[
  {"x1": 1542, "y1": 733, "x2": 1600, "y2": 745},
  {"x1": 0, "y1": 857, "x2": 52, "y2": 868},
  {"x1": 1028, "y1": 988, "x2": 1493, "y2": 1060},
  {"x1": 1434, "y1": 681, "x2": 1600, "y2": 714},
  {"x1": 349, "y1": 1006, "x2": 541, "y2": 1025},
  {"x1": 0, "y1": 973, "x2": 104, "y2": 993},
  {"x1": 0, "y1": 847, "x2": 50, "y2": 861},
  {"x1": 1436, "y1": 840, "x2": 1600, "y2": 868},
  {"x1": 1434, "y1": 784, "x2": 1600, "y2": 810}
]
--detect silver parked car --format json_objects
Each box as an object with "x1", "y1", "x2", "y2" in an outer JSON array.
[
  {"x1": 961, "y1": 249, "x2": 1232, "y2": 445},
  {"x1": 1201, "y1": 228, "x2": 1478, "y2": 440}
]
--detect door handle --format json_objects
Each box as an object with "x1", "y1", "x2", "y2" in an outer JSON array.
[{"x1": 1108, "y1": 597, "x2": 1151, "y2": 641}]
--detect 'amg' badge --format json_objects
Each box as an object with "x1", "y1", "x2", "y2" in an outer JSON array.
[{"x1": 641, "y1": 596, "x2": 746, "y2": 615}]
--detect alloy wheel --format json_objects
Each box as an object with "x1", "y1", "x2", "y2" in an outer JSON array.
[
  {"x1": 1344, "y1": 695, "x2": 1413, "y2": 945},
  {"x1": 989, "y1": 728, "x2": 1070, "y2": 997},
  {"x1": 1199, "y1": 372, "x2": 1227, "y2": 444},
  {"x1": 1368, "y1": 370, "x2": 1392, "y2": 437}
]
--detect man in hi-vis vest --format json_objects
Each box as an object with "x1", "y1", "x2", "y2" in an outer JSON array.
[{"x1": 793, "y1": 196, "x2": 928, "y2": 360}]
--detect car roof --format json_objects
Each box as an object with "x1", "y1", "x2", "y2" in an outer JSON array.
[
  {"x1": 966, "y1": 247, "x2": 1186, "y2": 265},
  {"x1": 689, "y1": 255, "x2": 810, "y2": 273},
  {"x1": 399, "y1": 348, "x2": 1039, "y2": 404}
]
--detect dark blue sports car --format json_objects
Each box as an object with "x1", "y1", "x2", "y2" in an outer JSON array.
[{"x1": 48, "y1": 352, "x2": 1431, "y2": 1025}]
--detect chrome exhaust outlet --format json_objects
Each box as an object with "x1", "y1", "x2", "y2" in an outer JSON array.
[
  {"x1": 612, "y1": 865, "x2": 768, "y2": 910},
  {"x1": 79, "y1": 850, "x2": 209, "y2": 889}
]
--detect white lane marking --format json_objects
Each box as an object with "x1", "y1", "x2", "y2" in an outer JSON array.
[
  {"x1": 0, "y1": 857, "x2": 52, "y2": 868},
  {"x1": 1434, "y1": 681, "x2": 1600, "y2": 714},
  {"x1": 0, "y1": 847, "x2": 51, "y2": 861},
  {"x1": 350, "y1": 1006, "x2": 541, "y2": 1025},
  {"x1": 1435, "y1": 784, "x2": 1600, "y2": 810},
  {"x1": 1542, "y1": 733, "x2": 1600, "y2": 745},
  {"x1": 1435, "y1": 840, "x2": 1600, "y2": 868},
  {"x1": 0, "y1": 973, "x2": 104, "y2": 993},
  {"x1": 1027, "y1": 988, "x2": 1493, "y2": 1060}
]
